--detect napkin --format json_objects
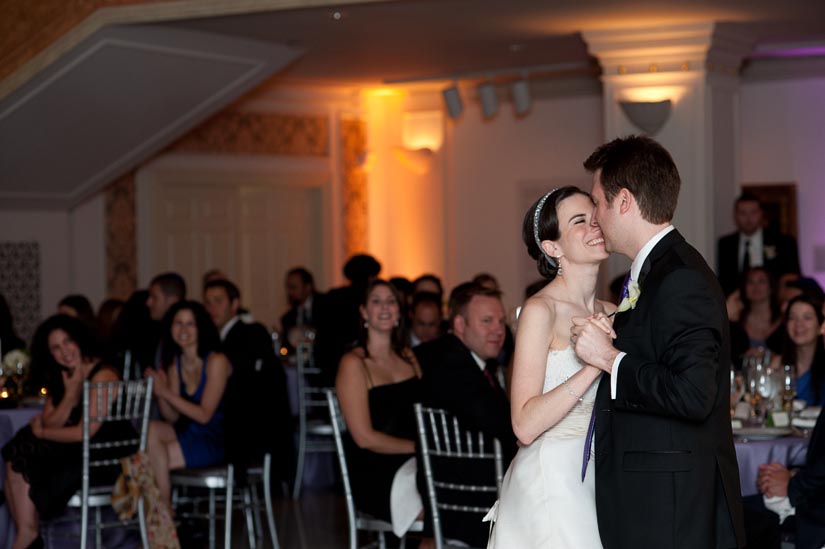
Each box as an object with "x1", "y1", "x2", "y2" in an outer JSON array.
[
  {"x1": 800, "y1": 406, "x2": 822, "y2": 419},
  {"x1": 792, "y1": 417, "x2": 817, "y2": 429}
]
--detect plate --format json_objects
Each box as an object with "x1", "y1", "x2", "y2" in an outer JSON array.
[{"x1": 733, "y1": 427, "x2": 793, "y2": 441}]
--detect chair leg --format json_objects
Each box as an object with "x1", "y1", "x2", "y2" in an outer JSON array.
[
  {"x1": 250, "y1": 483, "x2": 263, "y2": 542},
  {"x1": 209, "y1": 487, "x2": 217, "y2": 549},
  {"x1": 138, "y1": 495, "x2": 149, "y2": 549},
  {"x1": 243, "y1": 487, "x2": 256, "y2": 549},
  {"x1": 224, "y1": 464, "x2": 234, "y2": 549},
  {"x1": 95, "y1": 506, "x2": 103, "y2": 549},
  {"x1": 263, "y1": 454, "x2": 279, "y2": 549},
  {"x1": 292, "y1": 427, "x2": 306, "y2": 499},
  {"x1": 378, "y1": 530, "x2": 387, "y2": 549}
]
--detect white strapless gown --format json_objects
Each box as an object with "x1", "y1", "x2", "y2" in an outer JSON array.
[{"x1": 486, "y1": 347, "x2": 603, "y2": 548}]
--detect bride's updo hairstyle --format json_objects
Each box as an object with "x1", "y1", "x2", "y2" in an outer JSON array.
[{"x1": 522, "y1": 186, "x2": 592, "y2": 280}]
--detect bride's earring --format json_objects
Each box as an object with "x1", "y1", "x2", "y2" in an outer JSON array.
[{"x1": 556, "y1": 257, "x2": 563, "y2": 277}]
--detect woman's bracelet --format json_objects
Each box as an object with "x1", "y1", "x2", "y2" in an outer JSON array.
[{"x1": 562, "y1": 376, "x2": 584, "y2": 402}]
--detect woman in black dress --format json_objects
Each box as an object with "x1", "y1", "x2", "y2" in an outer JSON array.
[
  {"x1": 335, "y1": 279, "x2": 422, "y2": 523},
  {"x1": 2, "y1": 315, "x2": 125, "y2": 549}
]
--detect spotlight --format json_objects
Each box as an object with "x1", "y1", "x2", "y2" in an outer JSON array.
[
  {"x1": 477, "y1": 82, "x2": 498, "y2": 118},
  {"x1": 442, "y1": 85, "x2": 463, "y2": 119},
  {"x1": 511, "y1": 80, "x2": 531, "y2": 116}
]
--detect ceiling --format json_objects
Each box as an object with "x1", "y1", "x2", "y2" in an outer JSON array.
[{"x1": 2, "y1": 0, "x2": 825, "y2": 210}]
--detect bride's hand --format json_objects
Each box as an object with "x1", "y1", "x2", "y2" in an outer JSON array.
[{"x1": 587, "y1": 312, "x2": 616, "y2": 339}]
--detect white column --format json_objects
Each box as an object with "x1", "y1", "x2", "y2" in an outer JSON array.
[{"x1": 582, "y1": 23, "x2": 752, "y2": 278}]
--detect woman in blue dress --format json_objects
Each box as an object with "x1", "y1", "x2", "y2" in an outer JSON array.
[
  {"x1": 144, "y1": 300, "x2": 231, "y2": 507},
  {"x1": 772, "y1": 295, "x2": 825, "y2": 406}
]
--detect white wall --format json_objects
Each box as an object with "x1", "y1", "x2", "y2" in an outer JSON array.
[
  {"x1": 446, "y1": 91, "x2": 604, "y2": 310},
  {"x1": 0, "y1": 193, "x2": 106, "y2": 326},
  {"x1": 740, "y1": 75, "x2": 825, "y2": 289}
]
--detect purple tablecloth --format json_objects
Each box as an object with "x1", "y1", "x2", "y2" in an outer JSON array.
[{"x1": 735, "y1": 436, "x2": 808, "y2": 496}]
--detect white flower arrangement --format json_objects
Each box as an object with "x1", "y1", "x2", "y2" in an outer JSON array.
[
  {"x1": 2, "y1": 349, "x2": 30, "y2": 374},
  {"x1": 617, "y1": 281, "x2": 641, "y2": 313}
]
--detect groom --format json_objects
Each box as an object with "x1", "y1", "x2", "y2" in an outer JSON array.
[{"x1": 571, "y1": 136, "x2": 746, "y2": 548}]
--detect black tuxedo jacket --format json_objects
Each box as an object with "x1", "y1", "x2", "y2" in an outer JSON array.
[
  {"x1": 789, "y1": 410, "x2": 825, "y2": 549},
  {"x1": 415, "y1": 334, "x2": 517, "y2": 462},
  {"x1": 595, "y1": 229, "x2": 746, "y2": 549},
  {"x1": 717, "y1": 230, "x2": 800, "y2": 296},
  {"x1": 414, "y1": 334, "x2": 517, "y2": 547},
  {"x1": 222, "y1": 319, "x2": 294, "y2": 479}
]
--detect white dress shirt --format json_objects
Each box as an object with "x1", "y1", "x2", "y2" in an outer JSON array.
[
  {"x1": 739, "y1": 228, "x2": 764, "y2": 270},
  {"x1": 610, "y1": 225, "x2": 675, "y2": 399}
]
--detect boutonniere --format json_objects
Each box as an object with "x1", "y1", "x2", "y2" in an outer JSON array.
[
  {"x1": 617, "y1": 281, "x2": 641, "y2": 313},
  {"x1": 764, "y1": 245, "x2": 777, "y2": 260}
]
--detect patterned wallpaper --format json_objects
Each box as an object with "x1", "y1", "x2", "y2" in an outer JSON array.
[
  {"x1": 172, "y1": 112, "x2": 329, "y2": 156},
  {"x1": 0, "y1": 242, "x2": 41, "y2": 344},
  {"x1": 104, "y1": 173, "x2": 137, "y2": 301}
]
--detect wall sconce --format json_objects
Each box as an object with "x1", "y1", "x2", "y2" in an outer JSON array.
[
  {"x1": 619, "y1": 99, "x2": 672, "y2": 135},
  {"x1": 442, "y1": 84, "x2": 463, "y2": 119},
  {"x1": 392, "y1": 146, "x2": 434, "y2": 175},
  {"x1": 477, "y1": 81, "x2": 498, "y2": 118},
  {"x1": 511, "y1": 79, "x2": 531, "y2": 116}
]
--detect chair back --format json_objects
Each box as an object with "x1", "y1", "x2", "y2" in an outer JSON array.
[
  {"x1": 414, "y1": 403, "x2": 503, "y2": 549},
  {"x1": 78, "y1": 378, "x2": 153, "y2": 547},
  {"x1": 296, "y1": 342, "x2": 331, "y2": 418}
]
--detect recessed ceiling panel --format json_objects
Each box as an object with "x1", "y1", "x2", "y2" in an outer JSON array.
[{"x1": 0, "y1": 25, "x2": 302, "y2": 208}]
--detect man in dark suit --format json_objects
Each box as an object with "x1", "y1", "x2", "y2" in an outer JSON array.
[
  {"x1": 280, "y1": 267, "x2": 326, "y2": 354},
  {"x1": 749, "y1": 314, "x2": 825, "y2": 549},
  {"x1": 717, "y1": 192, "x2": 800, "y2": 296},
  {"x1": 204, "y1": 279, "x2": 294, "y2": 483},
  {"x1": 415, "y1": 282, "x2": 517, "y2": 547},
  {"x1": 573, "y1": 135, "x2": 746, "y2": 548}
]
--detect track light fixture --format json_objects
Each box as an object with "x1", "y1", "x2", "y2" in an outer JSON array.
[
  {"x1": 477, "y1": 81, "x2": 498, "y2": 118},
  {"x1": 511, "y1": 79, "x2": 531, "y2": 116},
  {"x1": 442, "y1": 85, "x2": 463, "y2": 119}
]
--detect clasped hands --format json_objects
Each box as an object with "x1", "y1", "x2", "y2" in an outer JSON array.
[
  {"x1": 757, "y1": 462, "x2": 793, "y2": 498},
  {"x1": 571, "y1": 312, "x2": 619, "y2": 374}
]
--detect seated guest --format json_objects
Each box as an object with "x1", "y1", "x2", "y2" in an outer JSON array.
[
  {"x1": 415, "y1": 282, "x2": 518, "y2": 547},
  {"x1": 738, "y1": 267, "x2": 783, "y2": 352},
  {"x1": 204, "y1": 279, "x2": 294, "y2": 479},
  {"x1": 109, "y1": 290, "x2": 157, "y2": 376},
  {"x1": 57, "y1": 294, "x2": 96, "y2": 329},
  {"x1": 390, "y1": 276, "x2": 414, "y2": 309},
  {"x1": 3, "y1": 315, "x2": 133, "y2": 549},
  {"x1": 143, "y1": 301, "x2": 231, "y2": 506},
  {"x1": 146, "y1": 272, "x2": 187, "y2": 370},
  {"x1": 413, "y1": 274, "x2": 444, "y2": 303},
  {"x1": 317, "y1": 255, "x2": 382, "y2": 384},
  {"x1": 280, "y1": 266, "x2": 326, "y2": 353},
  {"x1": 409, "y1": 292, "x2": 443, "y2": 347},
  {"x1": 335, "y1": 279, "x2": 422, "y2": 530},
  {"x1": 745, "y1": 316, "x2": 825, "y2": 549},
  {"x1": 770, "y1": 295, "x2": 825, "y2": 406}
]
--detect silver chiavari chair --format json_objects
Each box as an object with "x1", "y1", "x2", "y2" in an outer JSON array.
[{"x1": 414, "y1": 403, "x2": 503, "y2": 549}]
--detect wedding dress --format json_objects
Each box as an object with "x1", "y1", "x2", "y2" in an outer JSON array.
[{"x1": 486, "y1": 347, "x2": 603, "y2": 548}]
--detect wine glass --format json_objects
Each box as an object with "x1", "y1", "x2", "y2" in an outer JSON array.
[
  {"x1": 730, "y1": 369, "x2": 745, "y2": 415},
  {"x1": 782, "y1": 363, "x2": 797, "y2": 412}
]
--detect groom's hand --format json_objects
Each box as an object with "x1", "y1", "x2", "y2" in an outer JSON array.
[{"x1": 571, "y1": 315, "x2": 619, "y2": 373}]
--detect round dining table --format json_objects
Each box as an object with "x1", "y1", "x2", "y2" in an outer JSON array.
[{"x1": 734, "y1": 434, "x2": 808, "y2": 496}]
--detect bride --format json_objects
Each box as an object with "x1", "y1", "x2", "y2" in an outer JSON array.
[{"x1": 487, "y1": 186, "x2": 613, "y2": 548}]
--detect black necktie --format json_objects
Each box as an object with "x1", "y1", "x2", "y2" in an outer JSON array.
[{"x1": 742, "y1": 239, "x2": 751, "y2": 271}]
